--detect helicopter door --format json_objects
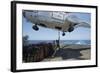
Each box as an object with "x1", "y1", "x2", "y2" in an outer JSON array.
[{"x1": 52, "y1": 12, "x2": 64, "y2": 20}]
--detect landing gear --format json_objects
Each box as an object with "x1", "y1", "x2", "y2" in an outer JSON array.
[
  {"x1": 68, "y1": 27, "x2": 74, "y2": 32},
  {"x1": 32, "y1": 25, "x2": 39, "y2": 31},
  {"x1": 62, "y1": 32, "x2": 65, "y2": 36}
]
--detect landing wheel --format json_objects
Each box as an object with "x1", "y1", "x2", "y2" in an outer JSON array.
[
  {"x1": 62, "y1": 32, "x2": 65, "y2": 36},
  {"x1": 32, "y1": 25, "x2": 39, "y2": 31},
  {"x1": 68, "y1": 27, "x2": 74, "y2": 32}
]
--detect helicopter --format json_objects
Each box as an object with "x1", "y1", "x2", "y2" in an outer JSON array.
[{"x1": 23, "y1": 10, "x2": 90, "y2": 36}]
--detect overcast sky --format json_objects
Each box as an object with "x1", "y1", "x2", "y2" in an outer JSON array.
[{"x1": 22, "y1": 12, "x2": 91, "y2": 40}]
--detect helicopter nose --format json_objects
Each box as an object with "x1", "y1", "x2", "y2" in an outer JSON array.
[{"x1": 23, "y1": 11, "x2": 26, "y2": 18}]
